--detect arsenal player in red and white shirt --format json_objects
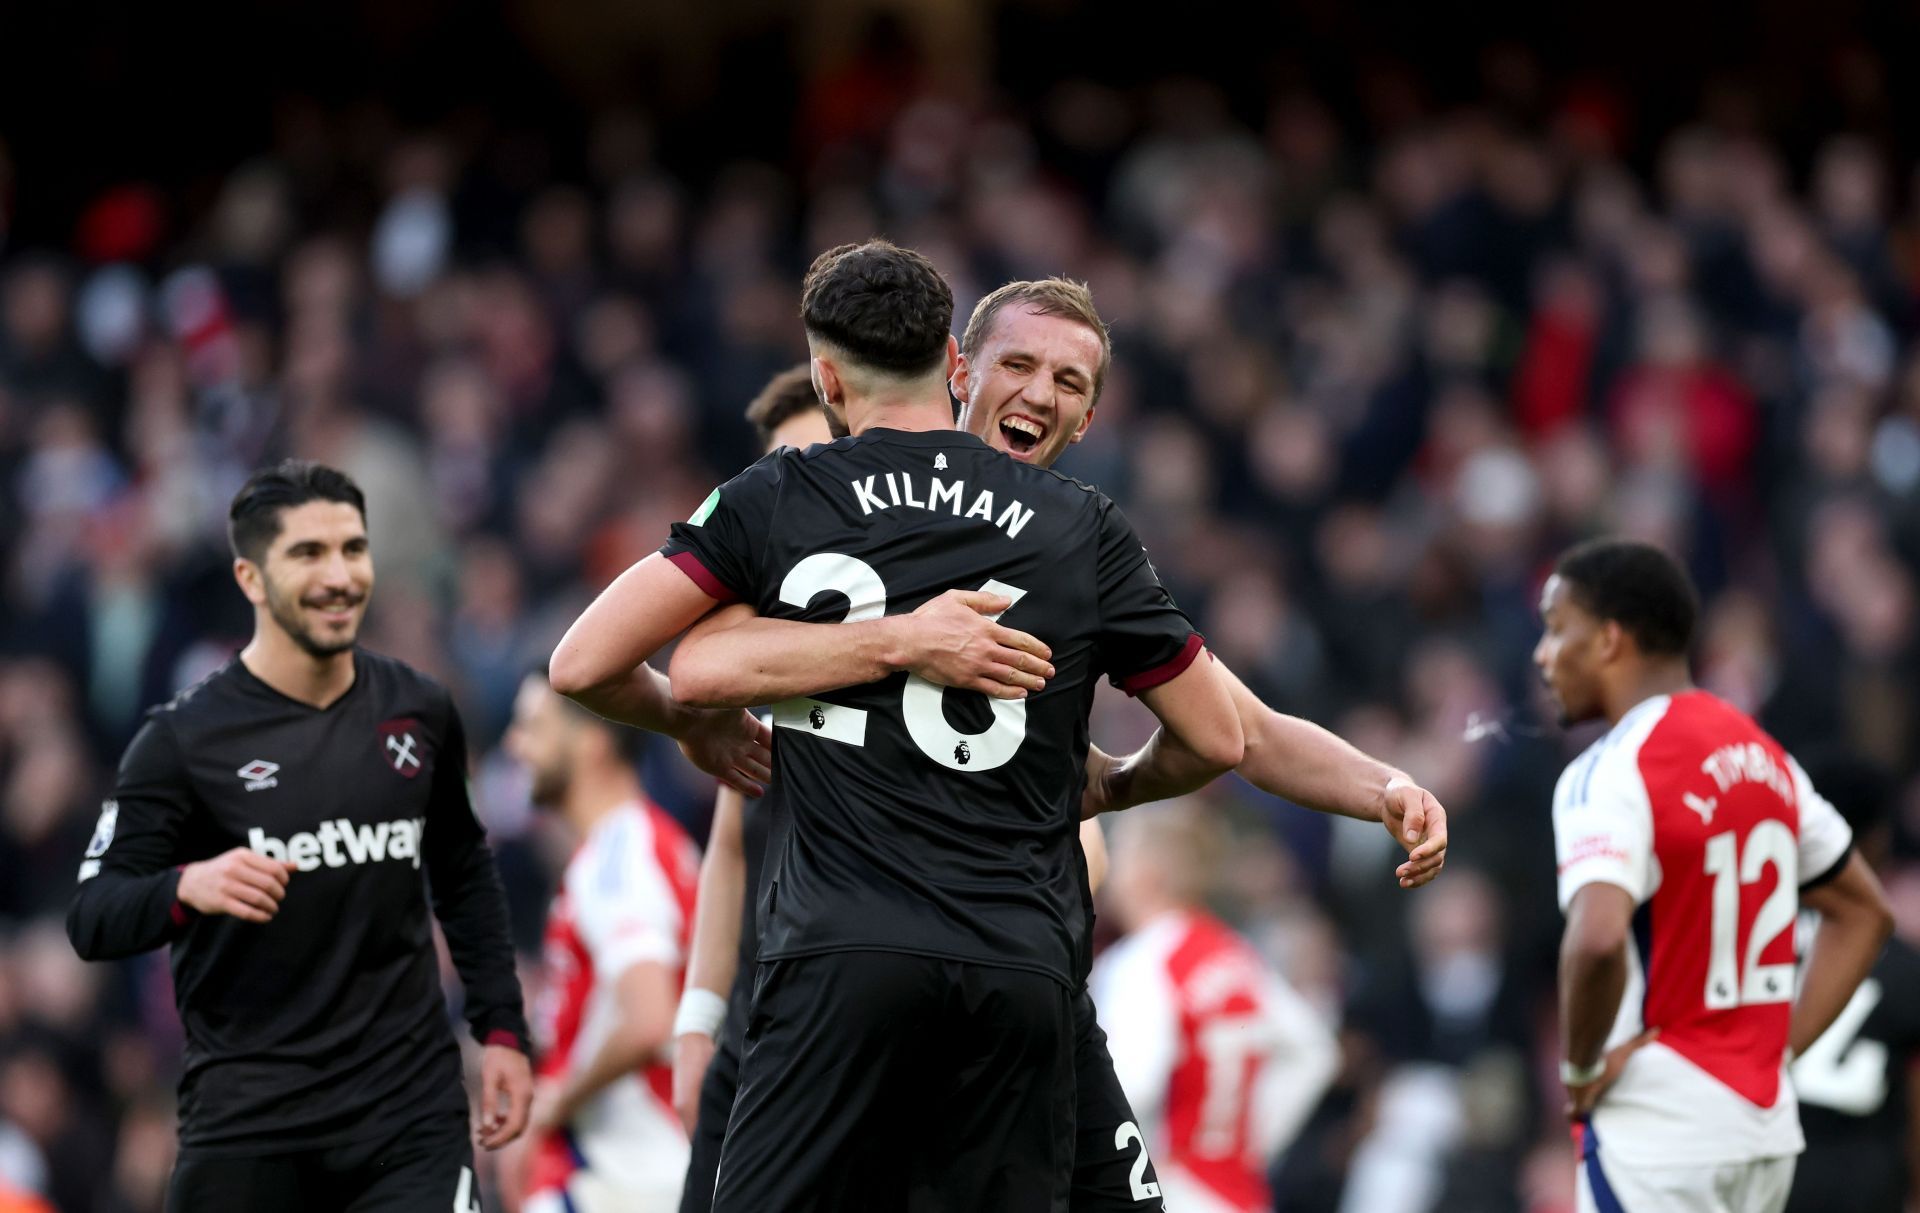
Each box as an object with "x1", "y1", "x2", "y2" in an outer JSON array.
[
  {"x1": 1536, "y1": 539, "x2": 1891, "y2": 1213},
  {"x1": 1092, "y1": 804, "x2": 1338, "y2": 1213},
  {"x1": 507, "y1": 674, "x2": 701, "y2": 1213}
]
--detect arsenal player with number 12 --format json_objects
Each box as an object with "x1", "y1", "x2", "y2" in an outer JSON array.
[{"x1": 1537, "y1": 539, "x2": 1892, "y2": 1213}]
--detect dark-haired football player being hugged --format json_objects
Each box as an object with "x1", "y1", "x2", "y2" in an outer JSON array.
[
  {"x1": 69, "y1": 461, "x2": 545, "y2": 1212},
  {"x1": 552, "y1": 241, "x2": 1245, "y2": 1211}
]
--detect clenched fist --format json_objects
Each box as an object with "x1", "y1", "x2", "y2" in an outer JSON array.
[{"x1": 177, "y1": 847, "x2": 298, "y2": 922}]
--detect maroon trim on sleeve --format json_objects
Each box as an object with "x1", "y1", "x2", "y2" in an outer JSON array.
[
  {"x1": 169, "y1": 867, "x2": 197, "y2": 929},
  {"x1": 666, "y1": 551, "x2": 741, "y2": 604},
  {"x1": 484, "y1": 1029, "x2": 523, "y2": 1051},
  {"x1": 1118, "y1": 633, "x2": 1206, "y2": 697}
]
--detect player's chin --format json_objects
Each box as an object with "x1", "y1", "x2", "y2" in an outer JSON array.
[{"x1": 299, "y1": 620, "x2": 361, "y2": 656}]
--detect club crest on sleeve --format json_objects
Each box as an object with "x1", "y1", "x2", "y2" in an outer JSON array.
[
  {"x1": 377, "y1": 718, "x2": 428, "y2": 778},
  {"x1": 85, "y1": 800, "x2": 119, "y2": 858},
  {"x1": 689, "y1": 488, "x2": 720, "y2": 527}
]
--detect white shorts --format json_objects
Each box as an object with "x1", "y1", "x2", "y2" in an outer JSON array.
[{"x1": 1578, "y1": 1146, "x2": 1795, "y2": 1213}]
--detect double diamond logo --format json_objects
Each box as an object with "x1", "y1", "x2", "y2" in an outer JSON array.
[{"x1": 237, "y1": 760, "x2": 280, "y2": 791}]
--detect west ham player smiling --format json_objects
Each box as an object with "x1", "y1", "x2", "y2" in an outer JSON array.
[
  {"x1": 552, "y1": 241, "x2": 1246, "y2": 1210},
  {"x1": 67, "y1": 461, "x2": 531, "y2": 1212},
  {"x1": 666, "y1": 275, "x2": 1451, "y2": 1212}
]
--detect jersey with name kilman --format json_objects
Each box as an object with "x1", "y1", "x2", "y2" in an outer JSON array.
[
  {"x1": 65, "y1": 650, "x2": 527, "y2": 1156},
  {"x1": 661, "y1": 427, "x2": 1202, "y2": 988}
]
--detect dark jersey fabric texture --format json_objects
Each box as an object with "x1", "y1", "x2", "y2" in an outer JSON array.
[
  {"x1": 660, "y1": 426, "x2": 1199, "y2": 990},
  {"x1": 67, "y1": 649, "x2": 527, "y2": 1155},
  {"x1": 1787, "y1": 934, "x2": 1920, "y2": 1213}
]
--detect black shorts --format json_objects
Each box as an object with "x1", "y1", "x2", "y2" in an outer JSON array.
[
  {"x1": 679, "y1": 1011, "x2": 744, "y2": 1213},
  {"x1": 712, "y1": 950, "x2": 1076, "y2": 1213},
  {"x1": 168, "y1": 1110, "x2": 478, "y2": 1213},
  {"x1": 1067, "y1": 988, "x2": 1166, "y2": 1212}
]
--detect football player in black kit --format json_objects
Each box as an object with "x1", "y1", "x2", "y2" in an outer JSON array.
[
  {"x1": 1787, "y1": 752, "x2": 1920, "y2": 1213},
  {"x1": 668, "y1": 278, "x2": 1452, "y2": 1212},
  {"x1": 550, "y1": 240, "x2": 1247, "y2": 1211},
  {"x1": 66, "y1": 461, "x2": 533, "y2": 1211}
]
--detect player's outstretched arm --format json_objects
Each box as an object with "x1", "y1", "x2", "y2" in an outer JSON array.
[
  {"x1": 673, "y1": 786, "x2": 749, "y2": 1132},
  {"x1": 1794, "y1": 852, "x2": 1893, "y2": 1056},
  {"x1": 1219, "y1": 662, "x2": 1448, "y2": 889},
  {"x1": 1104, "y1": 652, "x2": 1245, "y2": 807},
  {"x1": 669, "y1": 591, "x2": 1054, "y2": 709},
  {"x1": 551, "y1": 552, "x2": 734, "y2": 732},
  {"x1": 550, "y1": 552, "x2": 773, "y2": 796}
]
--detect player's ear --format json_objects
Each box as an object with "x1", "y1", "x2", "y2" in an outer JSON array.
[
  {"x1": 812, "y1": 355, "x2": 843, "y2": 407},
  {"x1": 1069, "y1": 404, "x2": 1096, "y2": 445},
  {"x1": 1598, "y1": 619, "x2": 1626, "y2": 662},
  {"x1": 950, "y1": 351, "x2": 972, "y2": 402},
  {"x1": 232, "y1": 557, "x2": 268, "y2": 606},
  {"x1": 943, "y1": 333, "x2": 959, "y2": 377}
]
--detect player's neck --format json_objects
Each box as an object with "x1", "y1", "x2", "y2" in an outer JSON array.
[
  {"x1": 240, "y1": 629, "x2": 357, "y2": 709},
  {"x1": 563, "y1": 770, "x2": 641, "y2": 836},
  {"x1": 1601, "y1": 660, "x2": 1693, "y2": 726},
  {"x1": 846, "y1": 392, "x2": 954, "y2": 436}
]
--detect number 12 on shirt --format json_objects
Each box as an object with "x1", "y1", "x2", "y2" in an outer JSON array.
[
  {"x1": 1703, "y1": 821, "x2": 1797, "y2": 1010},
  {"x1": 770, "y1": 552, "x2": 1031, "y2": 772}
]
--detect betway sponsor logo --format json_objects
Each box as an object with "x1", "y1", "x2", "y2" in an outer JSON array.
[{"x1": 249, "y1": 818, "x2": 428, "y2": 872}]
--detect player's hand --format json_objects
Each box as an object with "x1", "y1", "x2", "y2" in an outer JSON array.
[
  {"x1": 1382, "y1": 776, "x2": 1448, "y2": 890},
  {"x1": 677, "y1": 708, "x2": 774, "y2": 797},
  {"x1": 901, "y1": 589, "x2": 1053, "y2": 699},
  {"x1": 673, "y1": 1031, "x2": 717, "y2": 1133},
  {"x1": 176, "y1": 848, "x2": 298, "y2": 922},
  {"x1": 1565, "y1": 1029, "x2": 1658, "y2": 1121},
  {"x1": 477, "y1": 1043, "x2": 533, "y2": 1150}
]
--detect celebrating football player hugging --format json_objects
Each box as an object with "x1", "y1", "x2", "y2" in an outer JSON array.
[
  {"x1": 67, "y1": 460, "x2": 532, "y2": 1213},
  {"x1": 549, "y1": 241, "x2": 1454, "y2": 1213}
]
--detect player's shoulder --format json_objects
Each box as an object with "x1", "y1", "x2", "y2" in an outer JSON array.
[
  {"x1": 353, "y1": 647, "x2": 449, "y2": 698},
  {"x1": 146, "y1": 657, "x2": 243, "y2": 723},
  {"x1": 1555, "y1": 697, "x2": 1674, "y2": 809},
  {"x1": 352, "y1": 648, "x2": 461, "y2": 730}
]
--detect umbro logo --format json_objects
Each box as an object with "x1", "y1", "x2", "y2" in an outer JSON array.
[{"x1": 237, "y1": 760, "x2": 280, "y2": 791}]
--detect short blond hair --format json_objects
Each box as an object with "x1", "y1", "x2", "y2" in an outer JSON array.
[{"x1": 961, "y1": 278, "x2": 1112, "y2": 402}]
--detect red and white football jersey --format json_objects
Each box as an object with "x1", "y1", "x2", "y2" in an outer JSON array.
[
  {"x1": 1553, "y1": 691, "x2": 1853, "y2": 1168},
  {"x1": 1092, "y1": 909, "x2": 1339, "y2": 1213},
  {"x1": 527, "y1": 800, "x2": 701, "y2": 1206}
]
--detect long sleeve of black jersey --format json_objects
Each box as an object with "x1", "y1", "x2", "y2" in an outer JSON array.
[
  {"x1": 657, "y1": 451, "x2": 786, "y2": 603},
  {"x1": 67, "y1": 718, "x2": 195, "y2": 961},
  {"x1": 1092, "y1": 497, "x2": 1203, "y2": 693},
  {"x1": 422, "y1": 696, "x2": 530, "y2": 1052}
]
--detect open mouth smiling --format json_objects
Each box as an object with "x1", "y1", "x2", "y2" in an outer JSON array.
[{"x1": 999, "y1": 414, "x2": 1047, "y2": 457}]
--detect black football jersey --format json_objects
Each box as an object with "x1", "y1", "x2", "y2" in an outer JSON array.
[
  {"x1": 661, "y1": 427, "x2": 1198, "y2": 986},
  {"x1": 66, "y1": 650, "x2": 527, "y2": 1155},
  {"x1": 1788, "y1": 933, "x2": 1920, "y2": 1212}
]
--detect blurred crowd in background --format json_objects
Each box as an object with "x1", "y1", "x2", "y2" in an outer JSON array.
[{"x1": 4, "y1": 9, "x2": 1920, "y2": 1211}]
